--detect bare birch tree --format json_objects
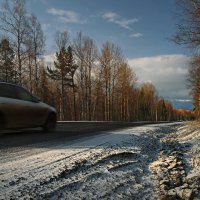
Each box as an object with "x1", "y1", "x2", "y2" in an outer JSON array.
[
  {"x1": 55, "y1": 31, "x2": 70, "y2": 51},
  {"x1": 73, "y1": 32, "x2": 98, "y2": 120},
  {"x1": 115, "y1": 62, "x2": 136, "y2": 121},
  {"x1": 25, "y1": 14, "x2": 45, "y2": 94},
  {"x1": 0, "y1": 0, "x2": 29, "y2": 84},
  {"x1": 99, "y1": 42, "x2": 124, "y2": 120}
]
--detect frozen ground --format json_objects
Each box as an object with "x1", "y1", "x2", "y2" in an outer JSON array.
[{"x1": 0, "y1": 122, "x2": 199, "y2": 199}]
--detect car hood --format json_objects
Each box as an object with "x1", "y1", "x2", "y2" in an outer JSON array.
[{"x1": 39, "y1": 101, "x2": 56, "y2": 112}]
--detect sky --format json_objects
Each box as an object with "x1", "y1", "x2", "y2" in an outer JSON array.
[{"x1": 14, "y1": 0, "x2": 194, "y2": 109}]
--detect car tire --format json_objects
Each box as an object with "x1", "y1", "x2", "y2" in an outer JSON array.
[
  {"x1": 43, "y1": 113, "x2": 56, "y2": 133},
  {"x1": 0, "y1": 114, "x2": 5, "y2": 132}
]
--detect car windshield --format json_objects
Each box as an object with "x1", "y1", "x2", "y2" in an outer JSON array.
[{"x1": 16, "y1": 86, "x2": 34, "y2": 102}]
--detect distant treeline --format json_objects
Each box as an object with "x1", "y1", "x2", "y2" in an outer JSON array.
[{"x1": 0, "y1": 0, "x2": 195, "y2": 121}]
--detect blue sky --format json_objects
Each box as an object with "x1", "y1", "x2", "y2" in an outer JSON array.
[
  {"x1": 26, "y1": 0, "x2": 183, "y2": 57},
  {"x1": 23, "y1": 0, "x2": 193, "y2": 109}
]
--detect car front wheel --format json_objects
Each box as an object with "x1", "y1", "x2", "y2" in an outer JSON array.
[
  {"x1": 43, "y1": 113, "x2": 56, "y2": 132},
  {"x1": 0, "y1": 114, "x2": 5, "y2": 132}
]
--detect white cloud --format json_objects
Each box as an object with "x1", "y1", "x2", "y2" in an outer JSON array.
[
  {"x1": 41, "y1": 23, "x2": 51, "y2": 31},
  {"x1": 128, "y1": 54, "x2": 191, "y2": 99},
  {"x1": 42, "y1": 54, "x2": 56, "y2": 67},
  {"x1": 102, "y1": 12, "x2": 118, "y2": 21},
  {"x1": 130, "y1": 33, "x2": 143, "y2": 38},
  {"x1": 47, "y1": 8, "x2": 83, "y2": 24},
  {"x1": 102, "y1": 11, "x2": 138, "y2": 30}
]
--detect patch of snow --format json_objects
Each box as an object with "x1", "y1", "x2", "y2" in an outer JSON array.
[{"x1": 0, "y1": 123, "x2": 182, "y2": 199}]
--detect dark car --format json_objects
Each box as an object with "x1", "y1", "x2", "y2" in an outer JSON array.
[{"x1": 0, "y1": 82, "x2": 57, "y2": 132}]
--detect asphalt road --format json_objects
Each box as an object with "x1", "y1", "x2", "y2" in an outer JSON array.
[{"x1": 0, "y1": 121, "x2": 164, "y2": 149}]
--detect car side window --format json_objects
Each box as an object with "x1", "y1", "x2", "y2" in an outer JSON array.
[
  {"x1": 0, "y1": 83, "x2": 17, "y2": 99},
  {"x1": 16, "y1": 86, "x2": 34, "y2": 102}
]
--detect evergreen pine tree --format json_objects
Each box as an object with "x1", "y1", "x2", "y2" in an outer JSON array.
[
  {"x1": 47, "y1": 46, "x2": 78, "y2": 120},
  {"x1": 0, "y1": 39, "x2": 15, "y2": 82}
]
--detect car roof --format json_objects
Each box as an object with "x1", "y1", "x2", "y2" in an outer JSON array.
[
  {"x1": 0, "y1": 82, "x2": 27, "y2": 91},
  {"x1": 0, "y1": 81, "x2": 21, "y2": 87}
]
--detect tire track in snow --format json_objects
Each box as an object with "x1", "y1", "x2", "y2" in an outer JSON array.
[{"x1": 0, "y1": 123, "x2": 179, "y2": 200}]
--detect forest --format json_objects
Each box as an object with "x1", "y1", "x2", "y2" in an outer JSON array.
[{"x1": 0, "y1": 0, "x2": 195, "y2": 121}]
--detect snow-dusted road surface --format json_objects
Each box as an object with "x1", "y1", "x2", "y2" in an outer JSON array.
[{"x1": 0, "y1": 123, "x2": 180, "y2": 200}]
